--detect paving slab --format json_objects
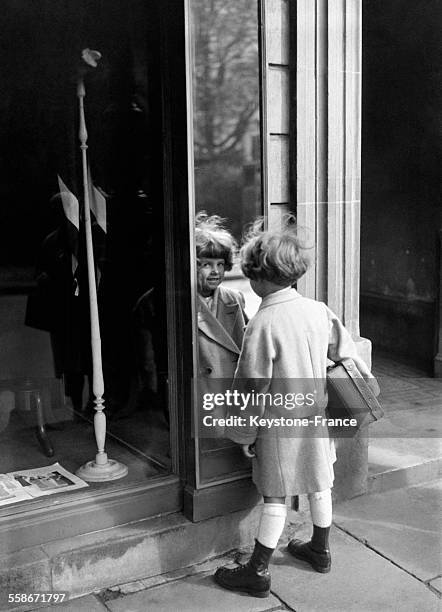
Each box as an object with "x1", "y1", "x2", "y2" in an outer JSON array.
[
  {"x1": 104, "y1": 553, "x2": 239, "y2": 595},
  {"x1": 35, "y1": 595, "x2": 106, "y2": 612},
  {"x1": 334, "y1": 480, "x2": 442, "y2": 582},
  {"x1": 428, "y1": 576, "x2": 442, "y2": 596},
  {"x1": 270, "y1": 525, "x2": 440, "y2": 612},
  {"x1": 0, "y1": 548, "x2": 51, "y2": 611},
  {"x1": 105, "y1": 571, "x2": 282, "y2": 612},
  {"x1": 369, "y1": 404, "x2": 442, "y2": 438}
]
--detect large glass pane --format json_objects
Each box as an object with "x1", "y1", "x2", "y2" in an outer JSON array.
[
  {"x1": 0, "y1": 0, "x2": 170, "y2": 506},
  {"x1": 191, "y1": 0, "x2": 262, "y2": 317},
  {"x1": 189, "y1": 0, "x2": 263, "y2": 482}
]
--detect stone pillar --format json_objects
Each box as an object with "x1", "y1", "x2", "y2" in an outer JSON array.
[
  {"x1": 295, "y1": 0, "x2": 370, "y2": 499},
  {"x1": 263, "y1": 0, "x2": 290, "y2": 228}
]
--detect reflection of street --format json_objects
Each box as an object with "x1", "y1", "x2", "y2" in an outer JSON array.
[
  {"x1": 192, "y1": 0, "x2": 262, "y2": 241},
  {"x1": 224, "y1": 265, "x2": 260, "y2": 319}
]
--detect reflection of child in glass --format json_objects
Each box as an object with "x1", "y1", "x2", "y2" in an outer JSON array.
[
  {"x1": 196, "y1": 213, "x2": 247, "y2": 415},
  {"x1": 214, "y1": 219, "x2": 376, "y2": 598}
]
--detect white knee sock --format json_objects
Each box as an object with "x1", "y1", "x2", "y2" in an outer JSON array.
[
  {"x1": 307, "y1": 489, "x2": 332, "y2": 527},
  {"x1": 257, "y1": 503, "x2": 287, "y2": 549}
]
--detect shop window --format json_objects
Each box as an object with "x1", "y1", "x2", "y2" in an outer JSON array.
[{"x1": 0, "y1": 1, "x2": 171, "y2": 509}]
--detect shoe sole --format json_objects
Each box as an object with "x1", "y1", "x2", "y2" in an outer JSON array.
[
  {"x1": 213, "y1": 575, "x2": 270, "y2": 598},
  {"x1": 288, "y1": 548, "x2": 331, "y2": 573}
]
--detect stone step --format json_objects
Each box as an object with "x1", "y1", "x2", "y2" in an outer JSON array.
[
  {"x1": 0, "y1": 506, "x2": 261, "y2": 612},
  {"x1": 368, "y1": 434, "x2": 442, "y2": 494},
  {"x1": 368, "y1": 456, "x2": 442, "y2": 494}
]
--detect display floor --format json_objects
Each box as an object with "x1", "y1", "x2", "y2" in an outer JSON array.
[{"x1": 0, "y1": 403, "x2": 171, "y2": 501}]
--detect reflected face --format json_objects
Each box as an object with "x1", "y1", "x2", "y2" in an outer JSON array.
[{"x1": 197, "y1": 258, "x2": 225, "y2": 297}]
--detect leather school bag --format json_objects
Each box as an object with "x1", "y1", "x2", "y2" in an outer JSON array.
[{"x1": 326, "y1": 357, "x2": 383, "y2": 434}]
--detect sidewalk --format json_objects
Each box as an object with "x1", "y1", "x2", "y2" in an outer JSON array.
[
  {"x1": 368, "y1": 354, "x2": 442, "y2": 493},
  {"x1": 30, "y1": 478, "x2": 441, "y2": 612},
  {"x1": 17, "y1": 355, "x2": 442, "y2": 611}
]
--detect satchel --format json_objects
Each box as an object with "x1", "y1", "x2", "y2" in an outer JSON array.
[{"x1": 326, "y1": 358, "x2": 383, "y2": 434}]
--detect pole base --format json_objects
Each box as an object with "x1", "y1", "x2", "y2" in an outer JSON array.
[{"x1": 76, "y1": 458, "x2": 128, "y2": 482}]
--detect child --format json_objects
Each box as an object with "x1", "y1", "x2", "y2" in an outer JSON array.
[
  {"x1": 195, "y1": 213, "x2": 247, "y2": 410},
  {"x1": 214, "y1": 220, "x2": 375, "y2": 598}
]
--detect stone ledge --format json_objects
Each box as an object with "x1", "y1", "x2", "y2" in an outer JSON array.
[
  {"x1": 0, "y1": 506, "x2": 262, "y2": 610},
  {"x1": 367, "y1": 458, "x2": 442, "y2": 495}
]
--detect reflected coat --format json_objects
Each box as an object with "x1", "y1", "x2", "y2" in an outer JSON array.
[
  {"x1": 198, "y1": 285, "x2": 247, "y2": 379},
  {"x1": 198, "y1": 286, "x2": 247, "y2": 430}
]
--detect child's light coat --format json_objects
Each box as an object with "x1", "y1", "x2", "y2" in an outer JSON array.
[{"x1": 228, "y1": 288, "x2": 372, "y2": 496}]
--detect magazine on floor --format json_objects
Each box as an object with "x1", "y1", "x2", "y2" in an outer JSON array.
[{"x1": 0, "y1": 462, "x2": 88, "y2": 506}]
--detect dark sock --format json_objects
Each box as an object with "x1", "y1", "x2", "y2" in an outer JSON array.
[
  {"x1": 311, "y1": 525, "x2": 330, "y2": 552},
  {"x1": 250, "y1": 539, "x2": 274, "y2": 571}
]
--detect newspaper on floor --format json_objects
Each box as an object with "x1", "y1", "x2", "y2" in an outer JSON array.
[
  {"x1": 0, "y1": 475, "x2": 32, "y2": 506},
  {"x1": 0, "y1": 463, "x2": 88, "y2": 506}
]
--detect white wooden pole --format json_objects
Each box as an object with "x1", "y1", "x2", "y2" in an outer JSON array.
[{"x1": 76, "y1": 77, "x2": 128, "y2": 481}]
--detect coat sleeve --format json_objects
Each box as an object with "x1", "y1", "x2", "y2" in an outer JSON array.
[
  {"x1": 225, "y1": 313, "x2": 275, "y2": 444},
  {"x1": 326, "y1": 306, "x2": 380, "y2": 394},
  {"x1": 236, "y1": 290, "x2": 249, "y2": 325},
  {"x1": 235, "y1": 312, "x2": 275, "y2": 379}
]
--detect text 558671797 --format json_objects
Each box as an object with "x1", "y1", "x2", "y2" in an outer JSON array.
[{"x1": 7, "y1": 593, "x2": 67, "y2": 604}]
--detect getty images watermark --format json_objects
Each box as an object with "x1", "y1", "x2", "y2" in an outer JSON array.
[
  {"x1": 202, "y1": 390, "x2": 358, "y2": 430},
  {"x1": 198, "y1": 379, "x2": 361, "y2": 438},
  {"x1": 196, "y1": 377, "x2": 442, "y2": 439}
]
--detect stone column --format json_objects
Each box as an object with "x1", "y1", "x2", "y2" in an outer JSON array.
[
  {"x1": 263, "y1": 0, "x2": 290, "y2": 228},
  {"x1": 295, "y1": 0, "x2": 371, "y2": 499}
]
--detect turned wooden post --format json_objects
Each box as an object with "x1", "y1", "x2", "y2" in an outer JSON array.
[{"x1": 76, "y1": 77, "x2": 128, "y2": 482}]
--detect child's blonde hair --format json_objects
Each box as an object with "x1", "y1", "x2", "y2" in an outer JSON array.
[
  {"x1": 195, "y1": 212, "x2": 237, "y2": 271},
  {"x1": 240, "y1": 216, "x2": 310, "y2": 285}
]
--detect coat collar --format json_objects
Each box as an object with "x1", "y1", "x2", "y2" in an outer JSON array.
[
  {"x1": 198, "y1": 291, "x2": 241, "y2": 354},
  {"x1": 258, "y1": 287, "x2": 302, "y2": 310},
  {"x1": 217, "y1": 285, "x2": 241, "y2": 308}
]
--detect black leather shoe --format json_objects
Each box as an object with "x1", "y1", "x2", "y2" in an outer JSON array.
[
  {"x1": 214, "y1": 540, "x2": 272, "y2": 598},
  {"x1": 287, "y1": 539, "x2": 331, "y2": 573}
]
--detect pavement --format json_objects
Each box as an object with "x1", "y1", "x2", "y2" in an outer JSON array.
[
  {"x1": 367, "y1": 354, "x2": 442, "y2": 494},
  {"x1": 20, "y1": 354, "x2": 442, "y2": 611},
  {"x1": 27, "y1": 477, "x2": 441, "y2": 612}
]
